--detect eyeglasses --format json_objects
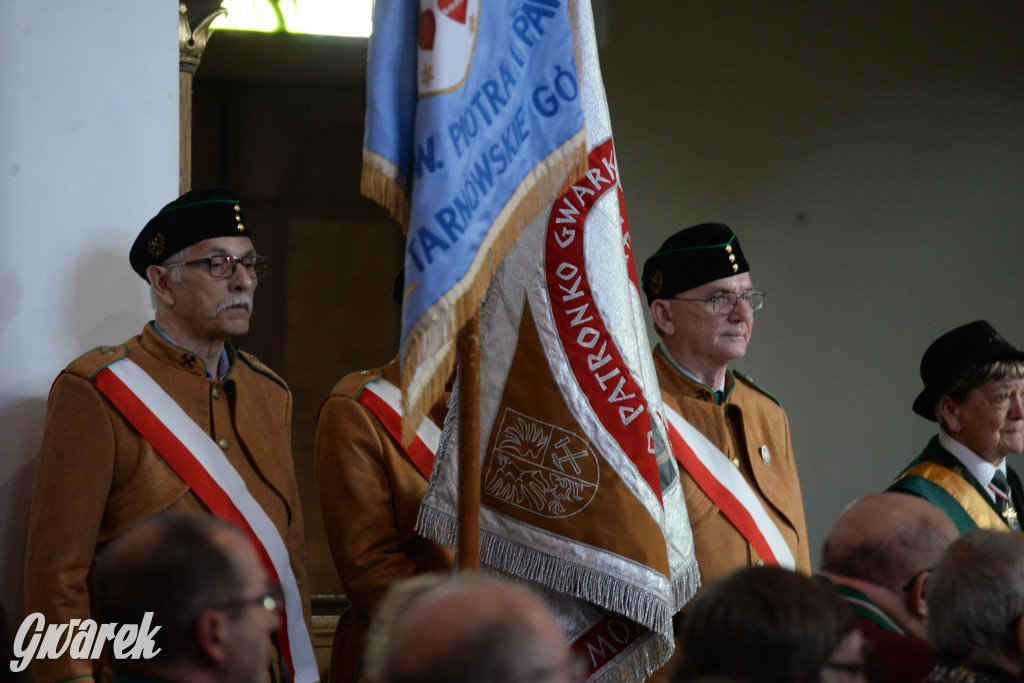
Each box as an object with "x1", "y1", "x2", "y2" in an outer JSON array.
[
  {"x1": 212, "y1": 587, "x2": 283, "y2": 615},
  {"x1": 163, "y1": 254, "x2": 269, "y2": 279},
  {"x1": 670, "y1": 289, "x2": 765, "y2": 314}
]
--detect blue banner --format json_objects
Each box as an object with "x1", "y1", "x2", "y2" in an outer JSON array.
[{"x1": 363, "y1": 0, "x2": 586, "y2": 433}]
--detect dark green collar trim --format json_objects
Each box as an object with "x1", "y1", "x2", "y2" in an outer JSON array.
[
  {"x1": 831, "y1": 583, "x2": 904, "y2": 633},
  {"x1": 732, "y1": 369, "x2": 781, "y2": 406},
  {"x1": 236, "y1": 349, "x2": 288, "y2": 392},
  {"x1": 147, "y1": 320, "x2": 234, "y2": 379}
]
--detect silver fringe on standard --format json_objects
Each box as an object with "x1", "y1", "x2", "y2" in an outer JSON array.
[{"x1": 418, "y1": 502, "x2": 677, "y2": 637}]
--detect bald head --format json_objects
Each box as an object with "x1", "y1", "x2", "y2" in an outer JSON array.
[
  {"x1": 821, "y1": 493, "x2": 958, "y2": 591},
  {"x1": 370, "y1": 574, "x2": 573, "y2": 683}
]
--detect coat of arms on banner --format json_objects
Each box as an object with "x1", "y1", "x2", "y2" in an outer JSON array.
[
  {"x1": 485, "y1": 407, "x2": 599, "y2": 518},
  {"x1": 418, "y1": 0, "x2": 481, "y2": 96}
]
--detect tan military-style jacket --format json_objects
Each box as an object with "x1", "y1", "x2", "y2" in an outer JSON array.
[
  {"x1": 316, "y1": 360, "x2": 454, "y2": 683},
  {"x1": 654, "y1": 346, "x2": 811, "y2": 584},
  {"x1": 24, "y1": 323, "x2": 314, "y2": 683}
]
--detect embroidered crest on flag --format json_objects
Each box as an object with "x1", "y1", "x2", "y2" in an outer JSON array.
[
  {"x1": 485, "y1": 407, "x2": 599, "y2": 518},
  {"x1": 418, "y1": 0, "x2": 481, "y2": 96}
]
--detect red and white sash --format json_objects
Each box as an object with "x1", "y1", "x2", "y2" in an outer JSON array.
[
  {"x1": 93, "y1": 357, "x2": 318, "y2": 683},
  {"x1": 357, "y1": 377, "x2": 441, "y2": 480},
  {"x1": 662, "y1": 404, "x2": 795, "y2": 569}
]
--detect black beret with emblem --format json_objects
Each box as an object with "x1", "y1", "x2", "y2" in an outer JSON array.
[
  {"x1": 130, "y1": 187, "x2": 251, "y2": 279},
  {"x1": 913, "y1": 320, "x2": 1024, "y2": 420},
  {"x1": 641, "y1": 223, "x2": 750, "y2": 304}
]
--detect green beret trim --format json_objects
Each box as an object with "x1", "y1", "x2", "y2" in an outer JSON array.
[
  {"x1": 649, "y1": 233, "x2": 737, "y2": 259},
  {"x1": 158, "y1": 198, "x2": 238, "y2": 215},
  {"x1": 733, "y1": 370, "x2": 781, "y2": 406}
]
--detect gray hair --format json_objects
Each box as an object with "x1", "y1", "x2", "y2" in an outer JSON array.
[
  {"x1": 365, "y1": 573, "x2": 564, "y2": 683},
  {"x1": 937, "y1": 359, "x2": 1024, "y2": 429},
  {"x1": 363, "y1": 573, "x2": 451, "y2": 683},
  {"x1": 928, "y1": 530, "x2": 1024, "y2": 666},
  {"x1": 148, "y1": 247, "x2": 187, "y2": 309}
]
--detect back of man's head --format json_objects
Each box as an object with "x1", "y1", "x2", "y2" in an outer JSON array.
[
  {"x1": 821, "y1": 492, "x2": 958, "y2": 591},
  {"x1": 93, "y1": 512, "x2": 268, "y2": 679},
  {"x1": 674, "y1": 566, "x2": 858, "y2": 683},
  {"x1": 367, "y1": 573, "x2": 575, "y2": 683},
  {"x1": 928, "y1": 530, "x2": 1024, "y2": 670}
]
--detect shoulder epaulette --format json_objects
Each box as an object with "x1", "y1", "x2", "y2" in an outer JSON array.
[
  {"x1": 732, "y1": 370, "x2": 781, "y2": 406},
  {"x1": 237, "y1": 350, "x2": 289, "y2": 392},
  {"x1": 331, "y1": 366, "x2": 387, "y2": 400},
  {"x1": 317, "y1": 366, "x2": 388, "y2": 426},
  {"x1": 63, "y1": 344, "x2": 129, "y2": 382}
]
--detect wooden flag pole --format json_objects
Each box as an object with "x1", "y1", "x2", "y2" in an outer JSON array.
[{"x1": 456, "y1": 311, "x2": 482, "y2": 571}]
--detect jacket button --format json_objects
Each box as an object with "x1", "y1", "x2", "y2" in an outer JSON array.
[
  {"x1": 760, "y1": 445, "x2": 771, "y2": 466},
  {"x1": 212, "y1": 387, "x2": 221, "y2": 399},
  {"x1": 731, "y1": 457, "x2": 741, "y2": 469},
  {"x1": 755, "y1": 559, "x2": 765, "y2": 567},
  {"x1": 218, "y1": 437, "x2": 229, "y2": 450}
]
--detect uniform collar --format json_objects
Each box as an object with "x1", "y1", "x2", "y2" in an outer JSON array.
[
  {"x1": 143, "y1": 321, "x2": 235, "y2": 380},
  {"x1": 656, "y1": 343, "x2": 734, "y2": 404},
  {"x1": 938, "y1": 431, "x2": 1006, "y2": 502},
  {"x1": 825, "y1": 578, "x2": 906, "y2": 635}
]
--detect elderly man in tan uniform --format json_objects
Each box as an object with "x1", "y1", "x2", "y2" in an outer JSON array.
[
  {"x1": 316, "y1": 359, "x2": 455, "y2": 682},
  {"x1": 641, "y1": 223, "x2": 810, "y2": 584},
  {"x1": 317, "y1": 269, "x2": 455, "y2": 683},
  {"x1": 24, "y1": 188, "x2": 316, "y2": 683}
]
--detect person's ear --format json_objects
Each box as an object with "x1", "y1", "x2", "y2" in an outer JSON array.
[
  {"x1": 938, "y1": 396, "x2": 963, "y2": 433},
  {"x1": 194, "y1": 608, "x2": 232, "y2": 665},
  {"x1": 905, "y1": 570, "x2": 931, "y2": 620},
  {"x1": 650, "y1": 300, "x2": 674, "y2": 337},
  {"x1": 147, "y1": 265, "x2": 176, "y2": 307}
]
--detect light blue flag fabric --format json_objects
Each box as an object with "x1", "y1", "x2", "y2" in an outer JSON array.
[{"x1": 363, "y1": 0, "x2": 587, "y2": 433}]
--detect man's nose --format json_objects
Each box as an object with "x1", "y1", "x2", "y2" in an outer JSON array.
[
  {"x1": 729, "y1": 296, "x2": 753, "y2": 320},
  {"x1": 229, "y1": 262, "x2": 254, "y2": 290}
]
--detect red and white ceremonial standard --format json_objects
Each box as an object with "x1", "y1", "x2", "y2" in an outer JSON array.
[
  {"x1": 92, "y1": 357, "x2": 318, "y2": 683},
  {"x1": 417, "y1": 1, "x2": 699, "y2": 679}
]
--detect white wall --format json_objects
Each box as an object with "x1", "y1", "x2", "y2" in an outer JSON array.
[{"x1": 0, "y1": 0, "x2": 178, "y2": 650}]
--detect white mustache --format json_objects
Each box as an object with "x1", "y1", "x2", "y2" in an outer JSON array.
[{"x1": 217, "y1": 295, "x2": 253, "y2": 315}]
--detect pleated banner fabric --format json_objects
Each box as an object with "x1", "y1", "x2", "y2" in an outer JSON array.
[{"x1": 416, "y1": 1, "x2": 700, "y2": 679}]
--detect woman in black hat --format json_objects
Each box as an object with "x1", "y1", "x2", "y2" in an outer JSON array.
[{"x1": 888, "y1": 321, "x2": 1024, "y2": 533}]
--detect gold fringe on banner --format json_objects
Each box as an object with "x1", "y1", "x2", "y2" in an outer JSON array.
[
  {"x1": 398, "y1": 128, "x2": 589, "y2": 444},
  {"x1": 360, "y1": 148, "x2": 411, "y2": 233}
]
